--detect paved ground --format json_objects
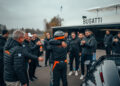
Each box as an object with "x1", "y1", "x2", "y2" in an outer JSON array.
[{"x1": 30, "y1": 50, "x2": 105, "y2": 86}]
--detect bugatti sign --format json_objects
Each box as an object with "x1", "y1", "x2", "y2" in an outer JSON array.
[{"x1": 82, "y1": 17, "x2": 102, "y2": 24}]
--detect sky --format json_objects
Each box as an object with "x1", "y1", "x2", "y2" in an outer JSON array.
[{"x1": 0, "y1": 0, "x2": 120, "y2": 30}]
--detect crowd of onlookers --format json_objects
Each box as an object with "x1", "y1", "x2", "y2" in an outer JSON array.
[
  {"x1": 44, "y1": 29, "x2": 120, "y2": 81},
  {"x1": 0, "y1": 29, "x2": 120, "y2": 86}
]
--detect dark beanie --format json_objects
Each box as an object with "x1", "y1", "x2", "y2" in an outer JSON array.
[{"x1": 2, "y1": 29, "x2": 8, "y2": 35}]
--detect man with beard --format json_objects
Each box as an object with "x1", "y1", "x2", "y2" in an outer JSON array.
[{"x1": 80, "y1": 30, "x2": 96, "y2": 80}]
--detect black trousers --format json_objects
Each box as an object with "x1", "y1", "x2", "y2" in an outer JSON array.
[
  {"x1": 0, "y1": 64, "x2": 6, "y2": 86},
  {"x1": 25, "y1": 63, "x2": 29, "y2": 86},
  {"x1": 81, "y1": 54, "x2": 92, "y2": 75},
  {"x1": 23, "y1": 69, "x2": 29, "y2": 86},
  {"x1": 69, "y1": 52, "x2": 80, "y2": 71},
  {"x1": 53, "y1": 62, "x2": 68, "y2": 86},
  {"x1": 29, "y1": 60, "x2": 37, "y2": 78},
  {"x1": 105, "y1": 46, "x2": 111, "y2": 55},
  {"x1": 45, "y1": 50, "x2": 51, "y2": 66}
]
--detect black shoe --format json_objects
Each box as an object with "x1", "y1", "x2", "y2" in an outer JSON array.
[
  {"x1": 33, "y1": 76, "x2": 38, "y2": 79},
  {"x1": 30, "y1": 78, "x2": 34, "y2": 81},
  {"x1": 37, "y1": 65, "x2": 42, "y2": 67}
]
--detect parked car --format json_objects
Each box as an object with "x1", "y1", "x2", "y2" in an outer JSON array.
[{"x1": 81, "y1": 55, "x2": 120, "y2": 86}]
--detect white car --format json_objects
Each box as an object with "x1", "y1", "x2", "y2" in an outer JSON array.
[{"x1": 81, "y1": 55, "x2": 120, "y2": 86}]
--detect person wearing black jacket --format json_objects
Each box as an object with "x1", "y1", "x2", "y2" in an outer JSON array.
[
  {"x1": 4, "y1": 31, "x2": 43, "y2": 86},
  {"x1": 68, "y1": 32, "x2": 81, "y2": 76},
  {"x1": 64, "y1": 32, "x2": 71, "y2": 52},
  {"x1": 49, "y1": 31, "x2": 68, "y2": 86},
  {"x1": 104, "y1": 30, "x2": 113, "y2": 55},
  {"x1": 80, "y1": 30, "x2": 96, "y2": 80},
  {"x1": 22, "y1": 33, "x2": 42, "y2": 82},
  {"x1": 29, "y1": 35, "x2": 43, "y2": 81},
  {"x1": 44, "y1": 32, "x2": 52, "y2": 67},
  {"x1": 4, "y1": 30, "x2": 27, "y2": 86},
  {"x1": 78, "y1": 33, "x2": 85, "y2": 65},
  {"x1": 33, "y1": 34, "x2": 42, "y2": 67},
  {"x1": 0, "y1": 29, "x2": 9, "y2": 86},
  {"x1": 112, "y1": 32, "x2": 120, "y2": 55},
  {"x1": 22, "y1": 33, "x2": 32, "y2": 84},
  {"x1": 91, "y1": 32, "x2": 97, "y2": 61},
  {"x1": 78, "y1": 33, "x2": 85, "y2": 52}
]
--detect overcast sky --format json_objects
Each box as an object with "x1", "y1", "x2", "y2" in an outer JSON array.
[{"x1": 0, "y1": 0, "x2": 120, "y2": 30}]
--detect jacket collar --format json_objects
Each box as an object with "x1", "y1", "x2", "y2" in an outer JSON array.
[{"x1": 13, "y1": 39, "x2": 22, "y2": 46}]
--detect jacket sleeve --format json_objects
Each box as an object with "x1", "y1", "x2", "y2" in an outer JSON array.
[
  {"x1": 29, "y1": 41, "x2": 40, "y2": 50},
  {"x1": 104, "y1": 35, "x2": 106, "y2": 45},
  {"x1": 0, "y1": 45, "x2": 3, "y2": 52},
  {"x1": 49, "y1": 39, "x2": 62, "y2": 45},
  {"x1": 23, "y1": 48, "x2": 38, "y2": 60},
  {"x1": 84, "y1": 38, "x2": 96, "y2": 48},
  {"x1": 78, "y1": 39, "x2": 82, "y2": 53},
  {"x1": 13, "y1": 49, "x2": 27, "y2": 85},
  {"x1": 49, "y1": 46, "x2": 54, "y2": 64},
  {"x1": 109, "y1": 35, "x2": 113, "y2": 45},
  {"x1": 30, "y1": 45, "x2": 40, "y2": 51},
  {"x1": 44, "y1": 40, "x2": 47, "y2": 50},
  {"x1": 66, "y1": 42, "x2": 70, "y2": 52},
  {"x1": 112, "y1": 37, "x2": 116, "y2": 46},
  {"x1": 0, "y1": 39, "x2": 5, "y2": 52},
  {"x1": 112, "y1": 37, "x2": 120, "y2": 45},
  {"x1": 69, "y1": 41, "x2": 72, "y2": 52}
]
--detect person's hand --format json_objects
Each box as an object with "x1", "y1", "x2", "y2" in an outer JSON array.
[
  {"x1": 62, "y1": 41, "x2": 67, "y2": 48},
  {"x1": 36, "y1": 41, "x2": 42, "y2": 46},
  {"x1": 23, "y1": 83, "x2": 27, "y2": 86},
  {"x1": 79, "y1": 53, "x2": 81, "y2": 56},
  {"x1": 28, "y1": 59, "x2": 31, "y2": 63},
  {"x1": 68, "y1": 52, "x2": 70, "y2": 55},
  {"x1": 38, "y1": 57, "x2": 44, "y2": 62},
  {"x1": 81, "y1": 40, "x2": 86, "y2": 45},
  {"x1": 114, "y1": 38, "x2": 118, "y2": 42}
]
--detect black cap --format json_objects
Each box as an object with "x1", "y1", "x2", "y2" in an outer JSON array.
[{"x1": 2, "y1": 29, "x2": 8, "y2": 35}]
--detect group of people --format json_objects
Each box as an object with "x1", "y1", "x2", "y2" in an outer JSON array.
[
  {"x1": 0, "y1": 28, "x2": 120, "y2": 86},
  {"x1": 44, "y1": 29, "x2": 97, "y2": 86},
  {"x1": 0, "y1": 30, "x2": 44, "y2": 86},
  {"x1": 104, "y1": 30, "x2": 120, "y2": 55}
]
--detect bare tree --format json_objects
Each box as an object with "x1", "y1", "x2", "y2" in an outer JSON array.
[{"x1": 44, "y1": 15, "x2": 64, "y2": 33}]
